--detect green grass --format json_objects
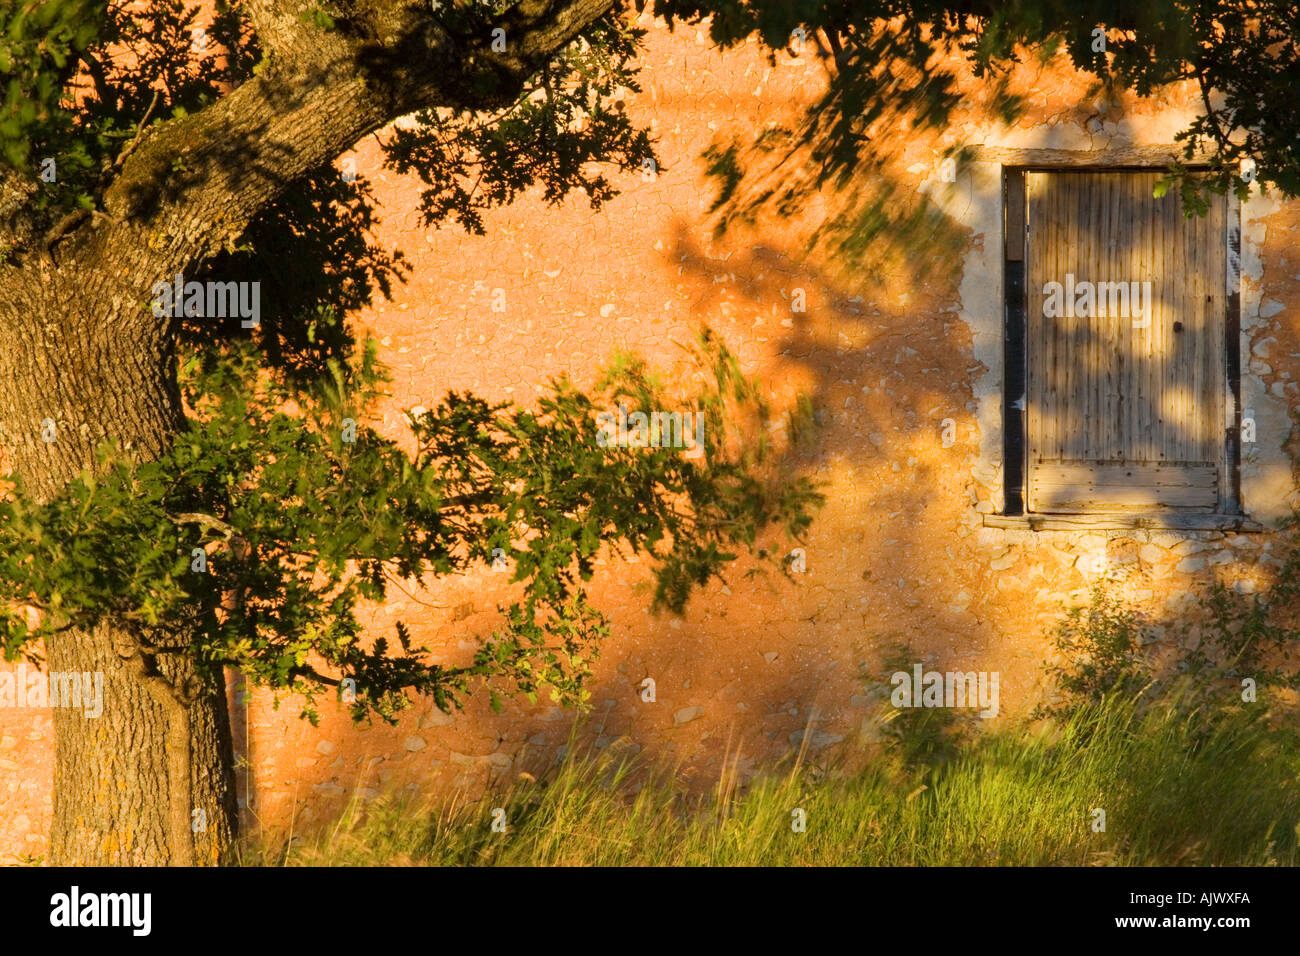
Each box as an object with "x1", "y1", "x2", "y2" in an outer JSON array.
[{"x1": 242, "y1": 693, "x2": 1300, "y2": 866}]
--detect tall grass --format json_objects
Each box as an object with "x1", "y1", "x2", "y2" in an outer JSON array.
[
  {"x1": 241, "y1": 576, "x2": 1300, "y2": 867},
  {"x1": 243, "y1": 691, "x2": 1300, "y2": 866}
]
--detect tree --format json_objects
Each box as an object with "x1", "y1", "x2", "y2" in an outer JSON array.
[{"x1": 0, "y1": 0, "x2": 1296, "y2": 866}]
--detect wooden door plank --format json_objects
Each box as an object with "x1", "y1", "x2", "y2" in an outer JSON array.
[
  {"x1": 1078, "y1": 171, "x2": 1091, "y2": 458},
  {"x1": 1061, "y1": 175, "x2": 1074, "y2": 458},
  {"x1": 1164, "y1": 179, "x2": 1175, "y2": 468},
  {"x1": 1191, "y1": 196, "x2": 1204, "y2": 462},
  {"x1": 1169, "y1": 183, "x2": 1189, "y2": 462},
  {"x1": 1032, "y1": 462, "x2": 1219, "y2": 484},
  {"x1": 1106, "y1": 170, "x2": 1122, "y2": 459},
  {"x1": 1029, "y1": 485, "x2": 1219, "y2": 511},
  {"x1": 1132, "y1": 173, "x2": 1152, "y2": 461},
  {"x1": 1208, "y1": 189, "x2": 1226, "y2": 488},
  {"x1": 1026, "y1": 171, "x2": 1042, "y2": 493},
  {"x1": 1030, "y1": 462, "x2": 1219, "y2": 511}
]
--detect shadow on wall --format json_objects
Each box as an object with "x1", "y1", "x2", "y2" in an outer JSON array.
[
  {"x1": 229, "y1": 156, "x2": 1076, "y2": 843},
  {"x1": 210, "y1": 48, "x2": 1292, "y2": 844},
  {"x1": 216, "y1": 14, "x2": 995, "y2": 837}
]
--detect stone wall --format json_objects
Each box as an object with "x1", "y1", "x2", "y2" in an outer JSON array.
[{"x1": 3, "y1": 12, "x2": 1298, "y2": 860}]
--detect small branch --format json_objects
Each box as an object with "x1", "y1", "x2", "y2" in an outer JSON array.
[
  {"x1": 382, "y1": 570, "x2": 452, "y2": 609},
  {"x1": 112, "y1": 89, "x2": 162, "y2": 172},
  {"x1": 170, "y1": 512, "x2": 237, "y2": 539},
  {"x1": 283, "y1": 662, "x2": 352, "y2": 688},
  {"x1": 41, "y1": 208, "x2": 92, "y2": 256},
  {"x1": 1196, "y1": 67, "x2": 1230, "y2": 153}
]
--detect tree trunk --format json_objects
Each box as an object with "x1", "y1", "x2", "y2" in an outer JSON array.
[
  {"x1": 45, "y1": 623, "x2": 238, "y2": 866},
  {"x1": 0, "y1": 273, "x2": 238, "y2": 865}
]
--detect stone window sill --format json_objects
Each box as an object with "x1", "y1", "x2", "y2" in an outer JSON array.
[{"x1": 982, "y1": 513, "x2": 1264, "y2": 532}]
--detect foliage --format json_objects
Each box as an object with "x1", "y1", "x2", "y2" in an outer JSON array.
[
  {"x1": 0, "y1": 0, "x2": 821, "y2": 743},
  {"x1": 2, "y1": 0, "x2": 655, "y2": 234},
  {"x1": 665, "y1": 0, "x2": 1300, "y2": 237},
  {"x1": 7, "y1": 1, "x2": 1299, "y2": 236},
  {"x1": 1039, "y1": 540, "x2": 1300, "y2": 723},
  {"x1": 0, "y1": 329, "x2": 821, "y2": 724},
  {"x1": 1041, "y1": 583, "x2": 1152, "y2": 710},
  {"x1": 381, "y1": 10, "x2": 657, "y2": 235},
  {"x1": 1188, "y1": 537, "x2": 1300, "y2": 696},
  {"x1": 0, "y1": 0, "x2": 106, "y2": 170},
  {"x1": 2, "y1": 0, "x2": 255, "y2": 213},
  {"x1": 871, "y1": 642, "x2": 968, "y2": 771},
  {"x1": 182, "y1": 160, "x2": 410, "y2": 385}
]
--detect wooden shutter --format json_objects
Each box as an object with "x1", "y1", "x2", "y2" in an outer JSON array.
[{"x1": 1024, "y1": 170, "x2": 1227, "y2": 513}]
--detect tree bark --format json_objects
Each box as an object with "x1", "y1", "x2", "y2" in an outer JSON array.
[
  {"x1": 45, "y1": 622, "x2": 238, "y2": 866},
  {"x1": 0, "y1": 275, "x2": 237, "y2": 865}
]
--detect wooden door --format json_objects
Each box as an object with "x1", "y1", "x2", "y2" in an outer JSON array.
[{"x1": 1025, "y1": 170, "x2": 1228, "y2": 513}]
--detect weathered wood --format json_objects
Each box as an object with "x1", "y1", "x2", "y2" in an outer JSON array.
[
  {"x1": 982, "y1": 513, "x2": 1263, "y2": 532},
  {"x1": 974, "y1": 146, "x2": 1217, "y2": 167},
  {"x1": 1030, "y1": 462, "x2": 1217, "y2": 511},
  {"x1": 1225, "y1": 195, "x2": 1243, "y2": 513},
  {"x1": 1026, "y1": 171, "x2": 1043, "y2": 464},
  {"x1": 1023, "y1": 170, "x2": 1228, "y2": 514},
  {"x1": 1005, "y1": 169, "x2": 1025, "y2": 262}
]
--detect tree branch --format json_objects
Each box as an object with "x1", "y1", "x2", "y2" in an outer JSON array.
[
  {"x1": 111, "y1": 89, "x2": 162, "y2": 173},
  {"x1": 170, "y1": 511, "x2": 238, "y2": 539},
  {"x1": 53, "y1": 0, "x2": 619, "y2": 312}
]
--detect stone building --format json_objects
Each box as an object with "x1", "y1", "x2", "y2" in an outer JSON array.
[{"x1": 2, "y1": 10, "x2": 1297, "y2": 858}]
